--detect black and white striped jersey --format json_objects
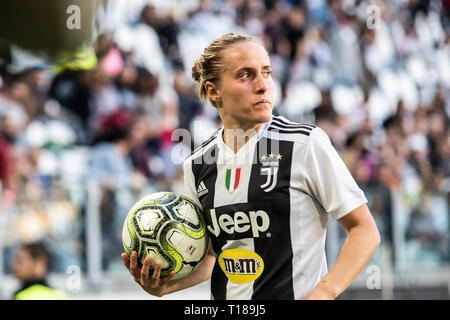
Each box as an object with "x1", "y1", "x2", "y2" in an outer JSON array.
[{"x1": 183, "y1": 115, "x2": 367, "y2": 300}]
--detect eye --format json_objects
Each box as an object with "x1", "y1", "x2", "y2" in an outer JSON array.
[
  {"x1": 263, "y1": 70, "x2": 271, "y2": 77},
  {"x1": 240, "y1": 73, "x2": 250, "y2": 79}
]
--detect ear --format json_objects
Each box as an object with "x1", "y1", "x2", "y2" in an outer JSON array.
[{"x1": 204, "y1": 81, "x2": 221, "y2": 104}]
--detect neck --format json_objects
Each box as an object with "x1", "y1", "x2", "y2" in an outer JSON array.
[
  {"x1": 20, "y1": 278, "x2": 47, "y2": 289},
  {"x1": 222, "y1": 122, "x2": 262, "y2": 153}
]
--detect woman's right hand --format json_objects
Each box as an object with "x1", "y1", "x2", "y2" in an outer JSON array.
[{"x1": 121, "y1": 251, "x2": 175, "y2": 297}]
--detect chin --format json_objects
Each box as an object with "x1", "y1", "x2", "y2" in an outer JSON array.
[
  {"x1": 256, "y1": 108, "x2": 273, "y2": 123},
  {"x1": 237, "y1": 106, "x2": 273, "y2": 128}
]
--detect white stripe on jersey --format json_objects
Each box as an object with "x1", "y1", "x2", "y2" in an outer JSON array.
[
  {"x1": 287, "y1": 126, "x2": 367, "y2": 298},
  {"x1": 222, "y1": 239, "x2": 256, "y2": 300},
  {"x1": 264, "y1": 130, "x2": 311, "y2": 143},
  {"x1": 214, "y1": 127, "x2": 263, "y2": 300},
  {"x1": 289, "y1": 145, "x2": 329, "y2": 299}
]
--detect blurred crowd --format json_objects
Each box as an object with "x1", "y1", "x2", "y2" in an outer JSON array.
[{"x1": 0, "y1": 0, "x2": 449, "y2": 273}]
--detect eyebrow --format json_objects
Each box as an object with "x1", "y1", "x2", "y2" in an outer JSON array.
[{"x1": 235, "y1": 65, "x2": 271, "y2": 73}]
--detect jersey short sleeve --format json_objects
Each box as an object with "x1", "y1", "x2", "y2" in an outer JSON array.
[{"x1": 302, "y1": 127, "x2": 367, "y2": 220}]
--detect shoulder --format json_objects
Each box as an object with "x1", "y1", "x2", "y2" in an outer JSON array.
[
  {"x1": 265, "y1": 115, "x2": 318, "y2": 142},
  {"x1": 15, "y1": 284, "x2": 68, "y2": 300}
]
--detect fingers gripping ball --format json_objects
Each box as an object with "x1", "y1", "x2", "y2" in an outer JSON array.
[{"x1": 122, "y1": 192, "x2": 209, "y2": 279}]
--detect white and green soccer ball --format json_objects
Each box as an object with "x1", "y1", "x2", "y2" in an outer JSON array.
[{"x1": 122, "y1": 191, "x2": 209, "y2": 279}]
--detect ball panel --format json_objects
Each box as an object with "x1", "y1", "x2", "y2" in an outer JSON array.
[
  {"x1": 122, "y1": 211, "x2": 139, "y2": 254},
  {"x1": 173, "y1": 200, "x2": 200, "y2": 225},
  {"x1": 167, "y1": 229, "x2": 185, "y2": 249},
  {"x1": 158, "y1": 223, "x2": 184, "y2": 274},
  {"x1": 136, "y1": 209, "x2": 164, "y2": 234},
  {"x1": 122, "y1": 219, "x2": 133, "y2": 250},
  {"x1": 143, "y1": 192, "x2": 168, "y2": 200},
  {"x1": 175, "y1": 235, "x2": 208, "y2": 263},
  {"x1": 139, "y1": 241, "x2": 176, "y2": 276},
  {"x1": 177, "y1": 221, "x2": 206, "y2": 239},
  {"x1": 144, "y1": 246, "x2": 170, "y2": 269},
  {"x1": 132, "y1": 208, "x2": 161, "y2": 241}
]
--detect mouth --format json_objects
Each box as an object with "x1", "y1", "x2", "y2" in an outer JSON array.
[{"x1": 254, "y1": 99, "x2": 271, "y2": 106}]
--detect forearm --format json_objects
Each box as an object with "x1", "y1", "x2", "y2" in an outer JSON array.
[
  {"x1": 313, "y1": 224, "x2": 380, "y2": 299},
  {"x1": 165, "y1": 253, "x2": 215, "y2": 295}
]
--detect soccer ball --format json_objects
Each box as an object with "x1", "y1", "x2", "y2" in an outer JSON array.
[{"x1": 122, "y1": 191, "x2": 209, "y2": 279}]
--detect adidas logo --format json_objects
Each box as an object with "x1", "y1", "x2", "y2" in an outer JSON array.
[{"x1": 197, "y1": 181, "x2": 208, "y2": 197}]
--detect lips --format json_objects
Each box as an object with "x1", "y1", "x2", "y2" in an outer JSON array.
[{"x1": 255, "y1": 99, "x2": 270, "y2": 105}]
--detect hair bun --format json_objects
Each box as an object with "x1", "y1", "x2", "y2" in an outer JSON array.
[{"x1": 191, "y1": 58, "x2": 203, "y2": 83}]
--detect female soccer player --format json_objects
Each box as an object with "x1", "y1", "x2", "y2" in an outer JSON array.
[{"x1": 122, "y1": 33, "x2": 380, "y2": 300}]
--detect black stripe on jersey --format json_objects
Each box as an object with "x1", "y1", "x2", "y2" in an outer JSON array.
[
  {"x1": 269, "y1": 123, "x2": 314, "y2": 131},
  {"x1": 267, "y1": 126, "x2": 312, "y2": 136},
  {"x1": 248, "y1": 137, "x2": 295, "y2": 300},
  {"x1": 270, "y1": 119, "x2": 315, "y2": 130},
  {"x1": 190, "y1": 143, "x2": 228, "y2": 300},
  {"x1": 269, "y1": 123, "x2": 314, "y2": 132},
  {"x1": 269, "y1": 117, "x2": 315, "y2": 136},
  {"x1": 272, "y1": 116, "x2": 316, "y2": 129},
  {"x1": 189, "y1": 128, "x2": 220, "y2": 157}
]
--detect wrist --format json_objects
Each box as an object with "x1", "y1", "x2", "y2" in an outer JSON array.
[{"x1": 304, "y1": 278, "x2": 340, "y2": 300}]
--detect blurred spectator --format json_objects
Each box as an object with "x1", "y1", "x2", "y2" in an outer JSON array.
[
  {"x1": 0, "y1": 75, "x2": 29, "y2": 204},
  {"x1": 115, "y1": 65, "x2": 139, "y2": 110},
  {"x1": 173, "y1": 68, "x2": 202, "y2": 131},
  {"x1": 135, "y1": 67, "x2": 179, "y2": 142},
  {"x1": 87, "y1": 109, "x2": 150, "y2": 269},
  {"x1": 49, "y1": 69, "x2": 92, "y2": 132},
  {"x1": 0, "y1": 113, "x2": 15, "y2": 193},
  {"x1": 87, "y1": 109, "x2": 149, "y2": 191},
  {"x1": 141, "y1": 4, "x2": 184, "y2": 68},
  {"x1": 85, "y1": 65, "x2": 123, "y2": 133},
  {"x1": 282, "y1": 4, "x2": 307, "y2": 61},
  {"x1": 12, "y1": 242, "x2": 69, "y2": 300}
]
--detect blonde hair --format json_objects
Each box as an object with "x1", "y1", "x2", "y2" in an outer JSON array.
[{"x1": 191, "y1": 33, "x2": 264, "y2": 108}]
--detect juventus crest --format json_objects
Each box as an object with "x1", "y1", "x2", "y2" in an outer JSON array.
[{"x1": 260, "y1": 153, "x2": 282, "y2": 192}]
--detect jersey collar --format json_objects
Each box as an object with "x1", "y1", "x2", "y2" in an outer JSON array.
[{"x1": 216, "y1": 115, "x2": 272, "y2": 159}]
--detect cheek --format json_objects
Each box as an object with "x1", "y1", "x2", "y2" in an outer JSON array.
[
  {"x1": 223, "y1": 83, "x2": 250, "y2": 102},
  {"x1": 13, "y1": 261, "x2": 26, "y2": 275},
  {"x1": 267, "y1": 78, "x2": 275, "y2": 98},
  {"x1": 221, "y1": 84, "x2": 252, "y2": 112}
]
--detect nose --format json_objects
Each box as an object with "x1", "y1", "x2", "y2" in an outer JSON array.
[{"x1": 254, "y1": 72, "x2": 268, "y2": 94}]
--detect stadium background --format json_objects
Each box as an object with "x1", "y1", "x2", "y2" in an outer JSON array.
[{"x1": 0, "y1": 0, "x2": 449, "y2": 299}]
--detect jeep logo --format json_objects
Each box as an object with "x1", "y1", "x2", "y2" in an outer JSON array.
[{"x1": 207, "y1": 209, "x2": 270, "y2": 238}]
